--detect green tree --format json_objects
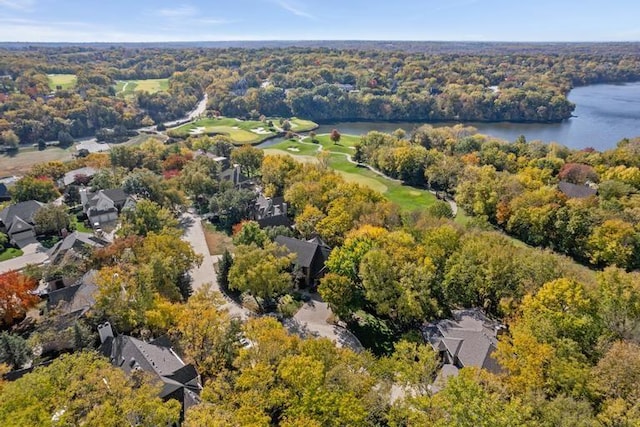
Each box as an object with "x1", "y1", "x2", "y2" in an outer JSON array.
[
  {"x1": 0, "y1": 352, "x2": 180, "y2": 426},
  {"x1": 33, "y1": 203, "x2": 71, "y2": 235},
  {"x1": 0, "y1": 332, "x2": 31, "y2": 370},
  {"x1": 209, "y1": 188, "x2": 257, "y2": 231},
  {"x1": 587, "y1": 219, "x2": 639, "y2": 269},
  {"x1": 233, "y1": 221, "x2": 268, "y2": 247},
  {"x1": 216, "y1": 249, "x2": 234, "y2": 294},
  {"x1": 10, "y1": 176, "x2": 60, "y2": 203},
  {"x1": 120, "y1": 199, "x2": 178, "y2": 237}
]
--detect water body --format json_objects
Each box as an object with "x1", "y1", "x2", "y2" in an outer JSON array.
[{"x1": 265, "y1": 82, "x2": 640, "y2": 151}]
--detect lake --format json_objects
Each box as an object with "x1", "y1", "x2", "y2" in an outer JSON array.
[{"x1": 268, "y1": 82, "x2": 640, "y2": 151}]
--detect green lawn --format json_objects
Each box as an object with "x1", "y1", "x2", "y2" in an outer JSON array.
[
  {"x1": 0, "y1": 248, "x2": 24, "y2": 262},
  {"x1": 264, "y1": 133, "x2": 438, "y2": 212},
  {"x1": 170, "y1": 117, "x2": 318, "y2": 145},
  {"x1": 116, "y1": 78, "x2": 169, "y2": 96},
  {"x1": 48, "y1": 74, "x2": 77, "y2": 91},
  {"x1": 289, "y1": 118, "x2": 318, "y2": 132},
  {"x1": 71, "y1": 216, "x2": 92, "y2": 233}
]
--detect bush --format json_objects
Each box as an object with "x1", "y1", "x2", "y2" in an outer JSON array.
[{"x1": 277, "y1": 294, "x2": 300, "y2": 318}]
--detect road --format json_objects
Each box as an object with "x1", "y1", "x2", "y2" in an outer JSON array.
[
  {"x1": 285, "y1": 293, "x2": 364, "y2": 352},
  {"x1": 0, "y1": 240, "x2": 48, "y2": 274},
  {"x1": 180, "y1": 212, "x2": 249, "y2": 319},
  {"x1": 164, "y1": 93, "x2": 208, "y2": 128}
]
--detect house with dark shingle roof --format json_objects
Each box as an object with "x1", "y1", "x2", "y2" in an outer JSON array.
[
  {"x1": 58, "y1": 166, "x2": 97, "y2": 188},
  {"x1": 46, "y1": 270, "x2": 98, "y2": 317},
  {"x1": 558, "y1": 180, "x2": 598, "y2": 199},
  {"x1": 98, "y1": 323, "x2": 201, "y2": 419},
  {"x1": 274, "y1": 235, "x2": 331, "y2": 287},
  {"x1": 0, "y1": 183, "x2": 10, "y2": 202},
  {"x1": 79, "y1": 188, "x2": 134, "y2": 228},
  {"x1": 0, "y1": 200, "x2": 44, "y2": 244},
  {"x1": 48, "y1": 231, "x2": 109, "y2": 265},
  {"x1": 423, "y1": 308, "x2": 505, "y2": 376}
]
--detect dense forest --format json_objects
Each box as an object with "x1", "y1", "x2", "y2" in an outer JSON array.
[
  {"x1": 0, "y1": 122, "x2": 639, "y2": 424},
  {"x1": 2, "y1": 43, "x2": 640, "y2": 145}
]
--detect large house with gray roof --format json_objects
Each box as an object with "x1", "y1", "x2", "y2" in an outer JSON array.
[
  {"x1": 275, "y1": 235, "x2": 331, "y2": 287},
  {"x1": 98, "y1": 323, "x2": 201, "y2": 419},
  {"x1": 423, "y1": 308, "x2": 505, "y2": 376},
  {"x1": 79, "y1": 188, "x2": 135, "y2": 228},
  {"x1": 0, "y1": 200, "x2": 44, "y2": 244}
]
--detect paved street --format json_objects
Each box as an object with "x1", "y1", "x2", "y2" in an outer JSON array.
[
  {"x1": 0, "y1": 240, "x2": 48, "y2": 274},
  {"x1": 180, "y1": 213, "x2": 248, "y2": 319}
]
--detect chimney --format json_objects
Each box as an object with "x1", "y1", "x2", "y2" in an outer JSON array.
[{"x1": 98, "y1": 322, "x2": 114, "y2": 343}]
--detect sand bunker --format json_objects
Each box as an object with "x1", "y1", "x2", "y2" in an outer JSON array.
[
  {"x1": 250, "y1": 127, "x2": 272, "y2": 135},
  {"x1": 189, "y1": 126, "x2": 206, "y2": 135},
  {"x1": 287, "y1": 147, "x2": 300, "y2": 152}
]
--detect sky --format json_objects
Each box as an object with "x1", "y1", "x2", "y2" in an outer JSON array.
[{"x1": 0, "y1": 0, "x2": 639, "y2": 43}]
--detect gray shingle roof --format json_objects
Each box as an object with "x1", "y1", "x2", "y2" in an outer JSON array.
[
  {"x1": 48, "y1": 231, "x2": 108, "y2": 263},
  {"x1": 100, "y1": 333, "x2": 201, "y2": 413},
  {"x1": 558, "y1": 181, "x2": 597, "y2": 199},
  {"x1": 275, "y1": 235, "x2": 321, "y2": 268},
  {"x1": 0, "y1": 200, "x2": 43, "y2": 229},
  {"x1": 424, "y1": 308, "x2": 502, "y2": 374},
  {"x1": 61, "y1": 166, "x2": 97, "y2": 186}
]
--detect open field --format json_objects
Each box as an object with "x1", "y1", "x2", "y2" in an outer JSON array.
[
  {"x1": 47, "y1": 74, "x2": 76, "y2": 90},
  {"x1": 264, "y1": 134, "x2": 439, "y2": 213},
  {"x1": 0, "y1": 146, "x2": 76, "y2": 175},
  {"x1": 115, "y1": 78, "x2": 169, "y2": 96},
  {"x1": 170, "y1": 117, "x2": 318, "y2": 145}
]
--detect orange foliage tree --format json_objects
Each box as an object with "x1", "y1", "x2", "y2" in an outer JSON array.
[{"x1": 0, "y1": 271, "x2": 39, "y2": 326}]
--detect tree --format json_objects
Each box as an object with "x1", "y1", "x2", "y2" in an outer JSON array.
[
  {"x1": 330, "y1": 129, "x2": 341, "y2": 144},
  {"x1": 595, "y1": 267, "x2": 640, "y2": 341},
  {"x1": 120, "y1": 199, "x2": 178, "y2": 237},
  {"x1": 172, "y1": 285, "x2": 241, "y2": 380},
  {"x1": 57, "y1": 130, "x2": 74, "y2": 147},
  {"x1": 10, "y1": 176, "x2": 60, "y2": 203},
  {"x1": 427, "y1": 200, "x2": 454, "y2": 219},
  {"x1": 281, "y1": 120, "x2": 292, "y2": 131},
  {"x1": 261, "y1": 154, "x2": 300, "y2": 197},
  {"x1": 216, "y1": 249, "x2": 234, "y2": 294},
  {"x1": 0, "y1": 332, "x2": 31, "y2": 370},
  {"x1": 33, "y1": 203, "x2": 71, "y2": 235},
  {"x1": 0, "y1": 271, "x2": 39, "y2": 326},
  {"x1": 587, "y1": 219, "x2": 639, "y2": 269},
  {"x1": 228, "y1": 243, "x2": 295, "y2": 311},
  {"x1": 209, "y1": 188, "x2": 257, "y2": 231},
  {"x1": 231, "y1": 145, "x2": 264, "y2": 178},
  {"x1": 0, "y1": 352, "x2": 181, "y2": 426},
  {"x1": 233, "y1": 221, "x2": 268, "y2": 247},
  {"x1": 0, "y1": 130, "x2": 19, "y2": 151}
]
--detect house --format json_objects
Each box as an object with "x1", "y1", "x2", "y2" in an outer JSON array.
[
  {"x1": 58, "y1": 166, "x2": 97, "y2": 187},
  {"x1": 423, "y1": 308, "x2": 505, "y2": 376},
  {"x1": 254, "y1": 193, "x2": 288, "y2": 220},
  {"x1": 0, "y1": 183, "x2": 10, "y2": 202},
  {"x1": 558, "y1": 181, "x2": 597, "y2": 199},
  {"x1": 98, "y1": 323, "x2": 202, "y2": 418},
  {"x1": 194, "y1": 151, "x2": 245, "y2": 188},
  {"x1": 274, "y1": 235, "x2": 331, "y2": 287},
  {"x1": 0, "y1": 200, "x2": 44, "y2": 244},
  {"x1": 48, "y1": 231, "x2": 108, "y2": 265},
  {"x1": 44, "y1": 232, "x2": 108, "y2": 291},
  {"x1": 46, "y1": 270, "x2": 98, "y2": 317},
  {"x1": 79, "y1": 188, "x2": 135, "y2": 228}
]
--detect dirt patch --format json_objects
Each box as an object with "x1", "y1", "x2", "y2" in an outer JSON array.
[{"x1": 203, "y1": 223, "x2": 234, "y2": 256}]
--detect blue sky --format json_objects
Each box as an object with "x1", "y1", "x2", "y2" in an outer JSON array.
[{"x1": 0, "y1": 0, "x2": 638, "y2": 42}]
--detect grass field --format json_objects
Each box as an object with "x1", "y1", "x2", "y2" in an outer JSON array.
[
  {"x1": 47, "y1": 74, "x2": 76, "y2": 91},
  {"x1": 115, "y1": 78, "x2": 169, "y2": 96},
  {"x1": 0, "y1": 145, "x2": 76, "y2": 175},
  {"x1": 264, "y1": 133, "x2": 439, "y2": 213},
  {"x1": 170, "y1": 117, "x2": 318, "y2": 145}
]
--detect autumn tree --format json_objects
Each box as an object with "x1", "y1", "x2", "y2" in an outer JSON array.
[
  {"x1": 172, "y1": 285, "x2": 241, "y2": 380},
  {"x1": 231, "y1": 145, "x2": 264, "y2": 178},
  {"x1": 0, "y1": 352, "x2": 180, "y2": 426},
  {"x1": 228, "y1": 242, "x2": 295, "y2": 311},
  {"x1": 9, "y1": 176, "x2": 60, "y2": 203},
  {"x1": 120, "y1": 199, "x2": 178, "y2": 237},
  {"x1": 330, "y1": 128, "x2": 341, "y2": 144},
  {"x1": 0, "y1": 271, "x2": 39, "y2": 326}
]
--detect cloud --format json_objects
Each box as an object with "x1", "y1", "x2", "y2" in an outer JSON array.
[
  {"x1": 157, "y1": 5, "x2": 197, "y2": 18},
  {"x1": 273, "y1": 0, "x2": 315, "y2": 19},
  {"x1": 0, "y1": 0, "x2": 36, "y2": 11}
]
